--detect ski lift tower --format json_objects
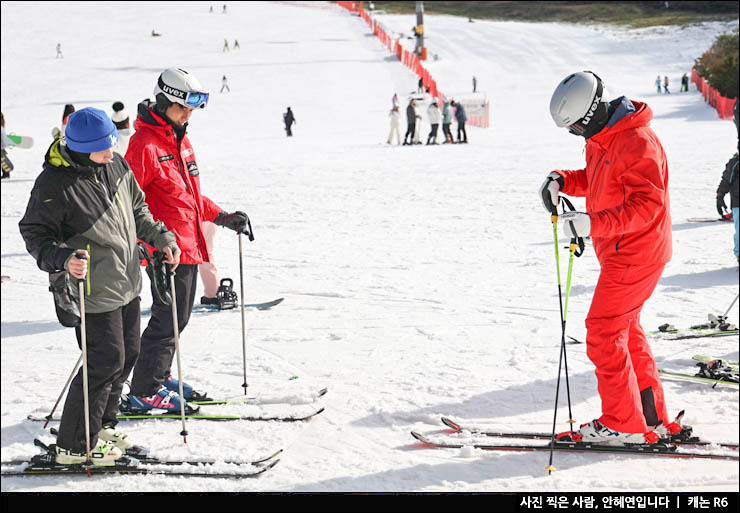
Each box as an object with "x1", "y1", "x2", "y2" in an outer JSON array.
[{"x1": 414, "y1": 1, "x2": 426, "y2": 60}]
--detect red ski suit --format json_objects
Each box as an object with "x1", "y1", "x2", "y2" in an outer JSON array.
[
  {"x1": 125, "y1": 105, "x2": 222, "y2": 265},
  {"x1": 554, "y1": 100, "x2": 671, "y2": 433}
]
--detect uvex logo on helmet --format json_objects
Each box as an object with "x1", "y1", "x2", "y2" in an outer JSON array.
[
  {"x1": 581, "y1": 95, "x2": 601, "y2": 126},
  {"x1": 162, "y1": 84, "x2": 185, "y2": 99}
]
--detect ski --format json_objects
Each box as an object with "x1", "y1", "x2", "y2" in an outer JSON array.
[
  {"x1": 29, "y1": 407, "x2": 325, "y2": 423},
  {"x1": 141, "y1": 298, "x2": 284, "y2": 317},
  {"x1": 1, "y1": 455, "x2": 279, "y2": 478},
  {"x1": 658, "y1": 369, "x2": 738, "y2": 387},
  {"x1": 1, "y1": 439, "x2": 283, "y2": 468},
  {"x1": 439, "y1": 417, "x2": 739, "y2": 450},
  {"x1": 410, "y1": 432, "x2": 739, "y2": 461},
  {"x1": 649, "y1": 329, "x2": 738, "y2": 341},
  {"x1": 693, "y1": 355, "x2": 739, "y2": 369},
  {"x1": 189, "y1": 386, "x2": 328, "y2": 406},
  {"x1": 686, "y1": 216, "x2": 733, "y2": 223}
]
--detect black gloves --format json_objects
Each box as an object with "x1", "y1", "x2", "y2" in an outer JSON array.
[
  {"x1": 215, "y1": 211, "x2": 254, "y2": 240},
  {"x1": 716, "y1": 194, "x2": 728, "y2": 217}
]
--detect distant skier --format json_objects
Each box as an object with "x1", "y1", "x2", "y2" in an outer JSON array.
[
  {"x1": 1, "y1": 112, "x2": 13, "y2": 179},
  {"x1": 111, "y1": 101, "x2": 132, "y2": 155},
  {"x1": 426, "y1": 99, "x2": 441, "y2": 145},
  {"x1": 387, "y1": 105, "x2": 401, "y2": 145},
  {"x1": 223, "y1": 4, "x2": 227, "y2": 13},
  {"x1": 680, "y1": 73, "x2": 689, "y2": 92},
  {"x1": 151, "y1": 29, "x2": 161, "y2": 37},
  {"x1": 392, "y1": 92, "x2": 399, "y2": 109},
  {"x1": 663, "y1": 76, "x2": 670, "y2": 94},
  {"x1": 210, "y1": 5, "x2": 213, "y2": 13},
  {"x1": 234, "y1": 39, "x2": 240, "y2": 49},
  {"x1": 442, "y1": 99, "x2": 454, "y2": 144},
  {"x1": 655, "y1": 75, "x2": 661, "y2": 94},
  {"x1": 472, "y1": 76, "x2": 477, "y2": 93},
  {"x1": 541, "y1": 71, "x2": 677, "y2": 445},
  {"x1": 220, "y1": 75, "x2": 230, "y2": 93},
  {"x1": 223, "y1": 39, "x2": 230, "y2": 52},
  {"x1": 452, "y1": 100, "x2": 467, "y2": 143},
  {"x1": 283, "y1": 107, "x2": 296, "y2": 136},
  {"x1": 716, "y1": 101, "x2": 739, "y2": 264},
  {"x1": 403, "y1": 99, "x2": 419, "y2": 145},
  {"x1": 55, "y1": 43, "x2": 63, "y2": 59}
]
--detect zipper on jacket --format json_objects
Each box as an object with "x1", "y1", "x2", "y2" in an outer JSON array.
[
  {"x1": 615, "y1": 184, "x2": 626, "y2": 253},
  {"x1": 115, "y1": 192, "x2": 130, "y2": 228}
]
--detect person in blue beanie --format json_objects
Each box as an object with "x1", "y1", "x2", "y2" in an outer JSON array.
[{"x1": 19, "y1": 107, "x2": 180, "y2": 467}]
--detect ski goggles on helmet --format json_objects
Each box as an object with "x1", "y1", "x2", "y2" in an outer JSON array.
[
  {"x1": 183, "y1": 90, "x2": 209, "y2": 109},
  {"x1": 566, "y1": 71, "x2": 604, "y2": 137}
]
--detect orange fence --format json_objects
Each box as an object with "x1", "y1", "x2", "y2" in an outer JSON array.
[
  {"x1": 335, "y1": 1, "x2": 489, "y2": 128},
  {"x1": 691, "y1": 68, "x2": 737, "y2": 120}
]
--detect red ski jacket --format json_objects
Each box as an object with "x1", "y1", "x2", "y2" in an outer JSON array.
[
  {"x1": 125, "y1": 102, "x2": 222, "y2": 265},
  {"x1": 554, "y1": 100, "x2": 672, "y2": 265}
]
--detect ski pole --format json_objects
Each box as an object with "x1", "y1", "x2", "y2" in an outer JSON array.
[
  {"x1": 239, "y1": 232, "x2": 248, "y2": 395},
  {"x1": 44, "y1": 354, "x2": 82, "y2": 429},
  {"x1": 76, "y1": 253, "x2": 92, "y2": 475},
  {"x1": 545, "y1": 200, "x2": 582, "y2": 475},
  {"x1": 238, "y1": 218, "x2": 254, "y2": 396},
  {"x1": 168, "y1": 268, "x2": 188, "y2": 443},
  {"x1": 721, "y1": 293, "x2": 739, "y2": 321}
]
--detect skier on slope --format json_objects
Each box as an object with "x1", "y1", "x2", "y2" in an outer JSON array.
[
  {"x1": 18, "y1": 107, "x2": 179, "y2": 466},
  {"x1": 716, "y1": 100, "x2": 739, "y2": 264},
  {"x1": 540, "y1": 71, "x2": 682, "y2": 444},
  {"x1": 403, "y1": 99, "x2": 419, "y2": 145},
  {"x1": 441, "y1": 99, "x2": 454, "y2": 144},
  {"x1": 124, "y1": 68, "x2": 252, "y2": 411},
  {"x1": 426, "y1": 98, "x2": 441, "y2": 145},
  {"x1": 283, "y1": 107, "x2": 296, "y2": 136},
  {"x1": 452, "y1": 100, "x2": 468, "y2": 143},
  {"x1": 387, "y1": 105, "x2": 401, "y2": 145}
]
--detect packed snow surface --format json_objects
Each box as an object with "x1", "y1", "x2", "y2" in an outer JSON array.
[{"x1": 1, "y1": 1, "x2": 738, "y2": 492}]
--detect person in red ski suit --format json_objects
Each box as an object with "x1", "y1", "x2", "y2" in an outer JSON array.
[
  {"x1": 125, "y1": 69, "x2": 251, "y2": 409},
  {"x1": 541, "y1": 71, "x2": 677, "y2": 442}
]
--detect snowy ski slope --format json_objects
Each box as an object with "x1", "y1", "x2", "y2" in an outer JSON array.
[{"x1": 1, "y1": 1, "x2": 738, "y2": 492}]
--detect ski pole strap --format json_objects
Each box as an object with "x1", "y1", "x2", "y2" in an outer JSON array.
[{"x1": 559, "y1": 197, "x2": 585, "y2": 258}]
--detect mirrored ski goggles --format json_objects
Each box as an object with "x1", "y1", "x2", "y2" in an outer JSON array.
[{"x1": 183, "y1": 90, "x2": 209, "y2": 109}]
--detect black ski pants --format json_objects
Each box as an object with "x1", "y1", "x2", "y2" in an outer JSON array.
[
  {"x1": 442, "y1": 123, "x2": 453, "y2": 142},
  {"x1": 457, "y1": 122, "x2": 467, "y2": 143},
  {"x1": 285, "y1": 123, "x2": 293, "y2": 136},
  {"x1": 427, "y1": 124, "x2": 439, "y2": 144},
  {"x1": 130, "y1": 264, "x2": 198, "y2": 397},
  {"x1": 56, "y1": 297, "x2": 141, "y2": 453},
  {"x1": 404, "y1": 123, "x2": 415, "y2": 144}
]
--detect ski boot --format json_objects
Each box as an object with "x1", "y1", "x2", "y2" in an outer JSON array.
[
  {"x1": 162, "y1": 375, "x2": 212, "y2": 402},
  {"x1": 653, "y1": 410, "x2": 694, "y2": 443},
  {"x1": 557, "y1": 419, "x2": 659, "y2": 445},
  {"x1": 122, "y1": 385, "x2": 198, "y2": 414},
  {"x1": 55, "y1": 439, "x2": 123, "y2": 466}
]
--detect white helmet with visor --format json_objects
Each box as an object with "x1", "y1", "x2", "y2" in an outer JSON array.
[{"x1": 153, "y1": 68, "x2": 209, "y2": 109}]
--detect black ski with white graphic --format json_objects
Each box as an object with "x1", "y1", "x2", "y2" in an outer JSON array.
[
  {"x1": 0, "y1": 437, "x2": 283, "y2": 468},
  {"x1": 1, "y1": 454, "x2": 278, "y2": 478},
  {"x1": 189, "y1": 386, "x2": 328, "y2": 406},
  {"x1": 439, "y1": 417, "x2": 739, "y2": 450},
  {"x1": 411, "y1": 432, "x2": 738, "y2": 461},
  {"x1": 29, "y1": 407, "x2": 325, "y2": 423}
]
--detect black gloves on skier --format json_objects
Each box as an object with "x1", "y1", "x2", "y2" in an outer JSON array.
[
  {"x1": 540, "y1": 172, "x2": 565, "y2": 214},
  {"x1": 215, "y1": 210, "x2": 254, "y2": 240},
  {"x1": 716, "y1": 193, "x2": 728, "y2": 217}
]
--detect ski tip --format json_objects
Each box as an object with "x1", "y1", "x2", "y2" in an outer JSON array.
[
  {"x1": 317, "y1": 387, "x2": 329, "y2": 397},
  {"x1": 410, "y1": 431, "x2": 433, "y2": 444},
  {"x1": 440, "y1": 417, "x2": 462, "y2": 431}
]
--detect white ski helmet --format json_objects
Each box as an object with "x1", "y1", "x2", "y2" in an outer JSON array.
[
  {"x1": 153, "y1": 68, "x2": 209, "y2": 109},
  {"x1": 550, "y1": 71, "x2": 609, "y2": 137}
]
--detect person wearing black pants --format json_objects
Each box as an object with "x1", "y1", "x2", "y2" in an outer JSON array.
[
  {"x1": 452, "y1": 100, "x2": 468, "y2": 143},
  {"x1": 403, "y1": 99, "x2": 418, "y2": 145},
  {"x1": 130, "y1": 265, "x2": 198, "y2": 397},
  {"x1": 56, "y1": 297, "x2": 141, "y2": 453}
]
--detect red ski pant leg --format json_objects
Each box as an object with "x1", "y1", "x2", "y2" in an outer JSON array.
[{"x1": 585, "y1": 262, "x2": 666, "y2": 433}]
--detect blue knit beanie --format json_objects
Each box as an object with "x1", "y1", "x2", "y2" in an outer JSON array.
[{"x1": 65, "y1": 107, "x2": 118, "y2": 153}]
